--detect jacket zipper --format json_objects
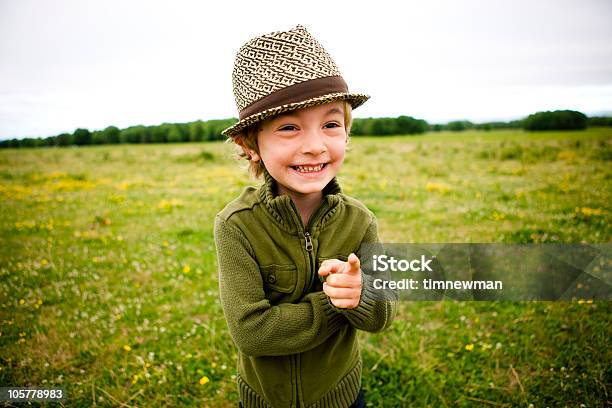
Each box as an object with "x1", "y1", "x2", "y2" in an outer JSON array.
[
  {"x1": 288, "y1": 199, "x2": 327, "y2": 298},
  {"x1": 291, "y1": 354, "x2": 299, "y2": 407},
  {"x1": 302, "y1": 202, "x2": 331, "y2": 296},
  {"x1": 304, "y1": 231, "x2": 313, "y2": 251},
  {"x1": 288, "y1": 199, "x2": 331, "y2": 406},
  {"x1": 302, "y1": 231, "x2": 315, "y2": 299}
]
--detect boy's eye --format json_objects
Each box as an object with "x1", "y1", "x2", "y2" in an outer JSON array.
[{"x1": 278, "y1": 123, "x2": 341, "y2": 131}]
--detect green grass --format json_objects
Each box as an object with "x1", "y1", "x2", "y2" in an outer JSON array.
[{"x1": 1, "y1": 128, "x2": 610, "y2": 407}]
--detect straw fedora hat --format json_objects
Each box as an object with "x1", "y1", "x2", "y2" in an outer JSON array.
[{"x1": 222, "y1": 24, "x2": 370, "y2": 138}]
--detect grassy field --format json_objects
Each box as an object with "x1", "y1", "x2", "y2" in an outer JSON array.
[{"x1": 0, "y1": 128, "x2": 610, "y2": 407}]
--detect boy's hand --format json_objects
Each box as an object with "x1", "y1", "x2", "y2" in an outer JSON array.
[{"x1": 318, "y1": 253, "x2": 362, "y2": 309}]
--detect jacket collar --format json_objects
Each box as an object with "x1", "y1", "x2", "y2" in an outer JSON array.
[{"x1": 258, "y1": 166, "x2": 343, "y2": 234}]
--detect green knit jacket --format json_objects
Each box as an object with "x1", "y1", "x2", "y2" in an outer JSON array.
[{"x1": 214, "y1": 167, "x2": 397, "y2": 408}]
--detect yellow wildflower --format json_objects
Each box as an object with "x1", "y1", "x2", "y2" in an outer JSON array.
[
  {"x1": 577, "y1": 207, "x2": 603, "y2": 217},
  {"x1": 492, "y1": 211, "x2": 506, "y2": 221},
  {"x1": 557, "y1": 150, "x2": 576, "y2": 161},
  {"x1": 183, "y1": 265, "x2": 191, "y2": 274},
  {"x1": 199, "y1": 376, "x2": 210, "y2": 385},
  {"x1": 158, "y1": 198, "x2": 184, "y2": 211},
  {"x1": 465, "y1": 343, "x2": 474, "y2": 352},
  {"x1": 425, "y1": 182, "x2": 451, "y2": 194},
  {"x1": 123, "y1": 345, "x2": 132, "y2": 352}
]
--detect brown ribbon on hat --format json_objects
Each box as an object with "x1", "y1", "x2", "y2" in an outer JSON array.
[{"x1": 239, "y1": 75, "x2": 348, "y2": 120}]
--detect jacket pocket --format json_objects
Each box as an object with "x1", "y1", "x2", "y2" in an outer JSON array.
[{"x1": 260, "y1": 264, "x2": 297, "y2": 302}]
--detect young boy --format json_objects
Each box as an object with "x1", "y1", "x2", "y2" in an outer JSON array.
[{"x1": 214, "y1": 24, "x2": 396, "y2": 408}]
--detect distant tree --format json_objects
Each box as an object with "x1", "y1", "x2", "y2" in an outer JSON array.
[
  {"x1": 139, "y1": 127, "x2": 153, "y2": 144},
  {"x1": 19, "y1": 138, "x2": 37, "y2": 147},
  {"x1": 205, "y1": 119, "x2": 235, "y2": 141},
  {"x1": 43, "y1": 136, "x2": 56, "y2": 147},
  {"x1": 167, "y1": 125, "x2": 183, "y2": 143},
  {"x1": 587, "y1": 116, "x2": 612, "y2": 127},
  {"x1": 189, "y1": 121, "x2": 204, "y2": 142},
  {"x1": 395, "y1": 115, "x2": 428, "y2": 134},
  {"x1": 371, "y1": 118, "x2": 393, "y2": 135},
  {"x1": 3, "y1": 139, "x2": 19, "y2": 148},
  {"x1": 120, "y1": 126, "x2": 146, "y2": 144},
  {"x1": 473, "y1": 121, "x2": 519, "y2": 130},
  {"x1": 91, "y1": 130, "x2": 105, "y2": 145},
  {"x1": 351, "y1": 118, "x2": 375, "y2": 136},
  {"x1": 151, "y1": 125, "x2": 169, "y2": 143},
  {"x1": 447, "y1": 120, "x2": 473, "y2": 131},
  {"x1": 349, "y1": 118, "x2": 363, "y2": 135},
  {"x1": 56, "y1": 133, "x2": 73, "y2": 146},
  {"x1": 102, "y1": 126, "x2": 120, "y2": 144},
  {"x1": 73, "y1": 128, "x2": 91, "y2": 145},
  {"x1": 523, "y1": 110, "x2": 587, "y2": 131}
]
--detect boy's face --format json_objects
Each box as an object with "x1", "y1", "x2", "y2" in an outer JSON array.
[{"x1": 250, "y1": 101, "x2": 347, "y2": 198}]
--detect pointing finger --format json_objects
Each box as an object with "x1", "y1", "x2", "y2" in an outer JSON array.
[{"x1": 346, "y1": 253, "x2": 361, "y2": 274}]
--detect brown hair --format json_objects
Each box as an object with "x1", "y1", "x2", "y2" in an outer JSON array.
[{"x1": 229, "y1": 100, "x2": 353, "y2": 179}]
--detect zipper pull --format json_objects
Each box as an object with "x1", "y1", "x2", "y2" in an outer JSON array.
[{"x1": 304, "y1": 232, "x2": 313, "y2": 251}]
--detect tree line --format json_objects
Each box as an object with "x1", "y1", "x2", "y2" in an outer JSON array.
[{"x1": 1, "y1": 110, "x2": 610, "y2": 148}]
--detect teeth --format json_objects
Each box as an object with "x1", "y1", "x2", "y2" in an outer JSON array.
[{"x1": 295, "y1": 163, "x2": 325, "y2": 173}]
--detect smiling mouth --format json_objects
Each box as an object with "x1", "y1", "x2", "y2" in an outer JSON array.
[{"x1": 291, "y1": 163, "x2": 328, "y2": 173}]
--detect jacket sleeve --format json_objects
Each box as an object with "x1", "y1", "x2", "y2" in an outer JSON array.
[
  {"x1": 327, "y1": 216, "x2": 398, "y2": 333},
  {"x1": 214, "y1": 215, "x2": 348, "y2": 357}
]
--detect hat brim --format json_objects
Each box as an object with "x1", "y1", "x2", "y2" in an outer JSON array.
[{"x1": 221, "y1": 92, "x2": 370, "y2": 138}]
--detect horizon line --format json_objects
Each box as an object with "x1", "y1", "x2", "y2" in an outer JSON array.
[{"x1": 2, "y1": 109, "x2": 612, "y2": 142}]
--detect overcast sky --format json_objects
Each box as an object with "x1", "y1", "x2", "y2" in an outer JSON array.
[{"x1": 1, "y1": 0, "x2": 611, "y2": 140}]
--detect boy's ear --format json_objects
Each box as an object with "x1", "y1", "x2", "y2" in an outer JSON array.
[
  {"x1": 249, "y1": 150, "x2": 261, "y2": 163},
  {"x1": 234, "y1": 134, "x2": 261, "y2": 162}
]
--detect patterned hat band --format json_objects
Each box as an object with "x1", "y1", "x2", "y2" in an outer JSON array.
[
  {"x1": 222, "y1": 24, "x2": 369, "y2": 137},
  {"x1": 239, "y1": 75, "x2": 348, "y2": 120}
]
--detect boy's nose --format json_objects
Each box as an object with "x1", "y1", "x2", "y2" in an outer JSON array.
[{"x1": 300, "y1": 130, "x2": 327, "y2": 155}]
